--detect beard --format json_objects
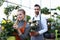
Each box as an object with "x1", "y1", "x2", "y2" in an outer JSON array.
[{"x1": 35, "y1": 12, "x2": 39, "y2": 15}]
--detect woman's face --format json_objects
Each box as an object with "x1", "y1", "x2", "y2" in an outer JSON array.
[{"x1": 17, "y1": 11, "x2": 25, "y2": 21}]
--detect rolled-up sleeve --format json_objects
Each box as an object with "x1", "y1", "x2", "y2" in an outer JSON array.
[{"x1": 38, "y1": 16, "x2": 48, "y2": 34}]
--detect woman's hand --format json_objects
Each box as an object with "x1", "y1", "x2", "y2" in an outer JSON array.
[
  {"x1": 13, "y1": 24, "x2": 18, "y2": 29},
  {"x1": 17, "y1": 28, "x2": 22, "y2": 36},
  {"x1": 13, "y1": 24, "x2": 22, "y2": 36}
]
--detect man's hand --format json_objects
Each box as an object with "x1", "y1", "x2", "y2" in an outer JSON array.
[
  {"x1": 30, "y1": 32, "x2": 39, "y2": 36},
  {"x1": 34, "y1": 32, "x2": 39, "y2": 36}
]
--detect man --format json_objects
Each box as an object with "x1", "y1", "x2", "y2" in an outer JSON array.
[{"x1": 30, "y1": 4, "x2": 48, "y2": 40}]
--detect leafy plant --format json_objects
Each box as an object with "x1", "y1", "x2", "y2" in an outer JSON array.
[
  {"x1": 0, "y1": 0, "x2": 5, "y2": 6},
  {"x1": 47, "y1": 17, "x2": 60, "y2": 33},
  {"x1": 47, "y1": 18, "x2": 55, "y2": 22},
  {"x1": 4, "y1": 5, "x2": 20, "y2": 19},
  {"x1": 0, "y1": 19, "x2": 14, "y2": 40},
  {"x1": 56, "y1": 15, "x2": 60, "y2": 19},
  {"x1": 26, "y1": 15, "x2": 31, "y2": 22},
  {"x1": 41, "y1": 7, "x2": 50, "y2": 14},
  {"x1": 57, "y1": 6, "x2": 60, "y2": 10}
]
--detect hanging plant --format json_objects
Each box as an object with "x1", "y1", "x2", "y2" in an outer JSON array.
[{"x1": 4, "y1": 5, "x2": 20, "y2": 19}]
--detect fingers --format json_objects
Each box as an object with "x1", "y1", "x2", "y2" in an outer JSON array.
[{"x1": 13, "y1": 25, "x2": 18, "y2": 29}]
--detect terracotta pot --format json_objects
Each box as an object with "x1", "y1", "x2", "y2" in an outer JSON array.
[{"x1": 30, "y1": 32, "x2": 35, "y2": 36}]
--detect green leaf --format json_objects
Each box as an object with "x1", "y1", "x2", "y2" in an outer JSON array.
[{"x1": 0, "y1": 0, "x2": 5, "y2": 6}]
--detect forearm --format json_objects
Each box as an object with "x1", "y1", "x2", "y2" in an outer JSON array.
[
  {"x1": 38, "y1": 16, "x2": 48, "y2": 34},
  {"x1": 17, "y1": 29, "x2": 22, "y2": 36},
  {"x1": 38, "y1": 28, "x2": 48, "y2": 34}
]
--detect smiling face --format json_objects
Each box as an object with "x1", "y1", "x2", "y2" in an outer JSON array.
[
  {"x1": 34, "y1": 4, "x2": 41, "y2": 15},
  {"x1": 34, "y1": 6, "x2": 40, "y2": 15},
  {"x1": 17, "y1": 10, "x2": 25, "y2": 21}
]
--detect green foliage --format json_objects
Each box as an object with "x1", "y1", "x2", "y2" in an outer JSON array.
[
  {"x1": 26, "y1": 15, "x2": 31, "y2": 22},
  {"x1": 47, "y1": 16, "x2": 60, "y2": 33},
  {"x1": 47, "y1": 18, "x2": 55, "y2": 33},
  {"x1": 41, "y1": 7, "x2": 50, "y2": 14},
  {"x1": 55, "y1": 18, "x2": 60, "y2": 30},
  {"x1": 4, "y1": 5, "x2": 20, "y2": 19},
  {"x1": 51, "y1": 8, "x2": 56, "y2": 10},
  {"x1": 0, "y1": 19, "x2": 14, "y2": 40},
  {"x1": 15, "y1": 6, "x2": 20, "y2": 9},
  {"x1": 57, "y1": 6, "x2": 60, "y2": 10},
  {"x1": 47, "y1": 18, "x2": 55, "y2": 22},
  {"x1": 56, "y1": 15, "x2": 60, "y2": 19},
  {"x1": 4, "y1": 5, "x2": 15, "y2": 16},
  {"x1": 0, "y1": 0, "x2": 5, "y2": 6}
]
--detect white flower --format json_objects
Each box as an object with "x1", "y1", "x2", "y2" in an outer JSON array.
[
  {"x1": 29, "y1": 20, "x2": 32, "y2": 22},
  {"x1": 36, "y1": 23, "x2": 38, "y2": 25},
  {"x1": 31, "y1": 23, "x2": 34, "y2": 27}
]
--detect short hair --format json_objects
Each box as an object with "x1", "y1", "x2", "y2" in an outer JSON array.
[
  {"x1": 34, "y1": 4, "x2": 40, "y2": 9},
  {"x1": 17, "y1": 9, "x2": 25, "y2": 15}
]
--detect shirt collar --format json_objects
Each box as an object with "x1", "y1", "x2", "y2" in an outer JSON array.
[{"x1": 35, "y1": 14, "x2": 40, "y2": 17}]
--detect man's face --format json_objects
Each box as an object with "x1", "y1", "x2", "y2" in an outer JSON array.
[{"x1": 34, "y1": 6, "x2": 40, "y2": 15}]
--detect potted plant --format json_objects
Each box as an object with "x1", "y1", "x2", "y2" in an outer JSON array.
[
  {"x1": 0, "y1": 19, "x2": 14, "y2": 40},
  {"x1": 44, "y1": 18, "x2": 55, "y2": 39}
]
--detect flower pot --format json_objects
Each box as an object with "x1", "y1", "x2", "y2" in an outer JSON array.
[
  {"x1": 44, "y1": 32, "x2": 51, "y2": 39},
  {"x1": 50, "y1": 33, "x2": 55, "y2": 39},
  {"x1": 30, "y1": 31, "x2": 36, "y2": 36}
]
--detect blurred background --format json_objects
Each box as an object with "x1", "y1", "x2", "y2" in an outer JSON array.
[{"x1": 0, "y1": 0, "x2": 60, "y2": 40}]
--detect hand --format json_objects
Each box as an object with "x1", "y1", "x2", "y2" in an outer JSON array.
[
  {"x1": 34, "y1": 32, "x2": 39, "y2": 36},
  {"x1": 17, "y1": 28, "x2": 22, "y2": 36},
  {"x1": 30, "y1": 32, "x2": 39, "y2": 36},
  {"x1": 13, "y1": 24, "x2": 18, "y2": 29}
]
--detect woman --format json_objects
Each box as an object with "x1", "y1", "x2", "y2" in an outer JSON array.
[{"x1": 13, "y1": 9, "x2": 30, "y2": 40}]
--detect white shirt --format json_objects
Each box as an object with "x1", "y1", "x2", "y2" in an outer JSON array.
[
  {"x1": 33, "y1": 14, "x2": 48, "y2": 34},
  {"x1": 33, "y1": 14, "x2": 40, "y2": 20}
]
